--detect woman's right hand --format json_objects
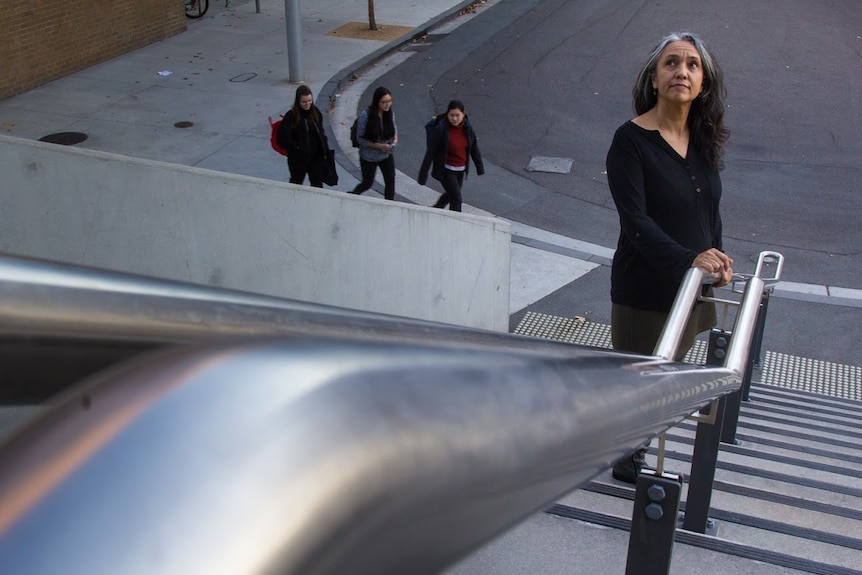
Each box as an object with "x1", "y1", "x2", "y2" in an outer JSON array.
[{"x1": 692, "y1": 248, "x2": 734, "y2": 287}]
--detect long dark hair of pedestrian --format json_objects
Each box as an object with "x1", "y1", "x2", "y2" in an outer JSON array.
[
  {"x1": 365, "y1": 86, "x2": 395, "y2": 141},
  {"x1": 633, "y1": 32, "x2": 730, "y2": 171},
  {"x1": 290, "y1": 84, "x2": 321, "y2": 127}
]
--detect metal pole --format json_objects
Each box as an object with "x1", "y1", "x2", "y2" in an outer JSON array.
[
  {"x1": 653, "y1": 267, "x2": 708, "y2": 360},
  {"x1": 255, "y1": 0, "x2": 260, "y2": 13},
  {"x1": 743, "y1": 292, "x2": 770, "y2": 400},
  {"x1": 284, "y1": 0, "x2": 304, "y2": 82},
  {"x1": 681, "y1": 329, "x2": 729, "y2": 534},
  {"x1": 721, "y1": 294, "x2": 767, "y2": 444},
  {"x1": 723, "y1": 276, "x2": 765, "y2": 376}
]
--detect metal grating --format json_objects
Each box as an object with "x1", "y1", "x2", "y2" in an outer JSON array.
[
  {"x1": 761, "y1": 351, "x2": 861, "y2": 402},
  {"x1": 513, "y1": 311, "x2": 860, "y2": 401},
  {"x1": 514, "y1": 312, "x2": 612, "y2": 348}
]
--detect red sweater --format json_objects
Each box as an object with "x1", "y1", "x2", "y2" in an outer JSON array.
[{"x1": 445, "y1": 123, "x2": 468, "y2": 168}]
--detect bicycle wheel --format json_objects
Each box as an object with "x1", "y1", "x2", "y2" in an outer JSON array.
[{"x1": 185, "y1": 0, "x2": 209, "y2": 18}]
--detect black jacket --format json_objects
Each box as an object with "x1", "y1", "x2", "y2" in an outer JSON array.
[
  {"x1": 418, "y1": 115, "x2": 484, "y2": 185},
  {"x1": 276, "y1": 105, "x2": 328, "y2": 162}
]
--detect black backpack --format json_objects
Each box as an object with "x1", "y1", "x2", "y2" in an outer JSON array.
[{"x1": 350, "y1": 117, "x2": 360, "y2": 148}]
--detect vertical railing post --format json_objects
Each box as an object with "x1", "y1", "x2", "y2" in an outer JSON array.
[
  {"x1": 681, "y1": 329, "x2": 729, "y2": 533},
  {"x1": 742, "y1": 291, "x2": 770, "y2": 401},
  {"x1": 625, "y1": 470, "x2": 683, "y2": 575},
  {"x1": 720, "y1": 291, "x2": 769, "y2": 444},
  {"x1": 719, "y1": 388, "x2": 743, "y2": 445}
]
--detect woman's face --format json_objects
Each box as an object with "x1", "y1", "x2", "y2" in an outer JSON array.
[
  {"x1": 299, "y1": 94, "x2": 313, "y2": 110},
  {"x1": 377, "y1": 94, "x2": 393, "y2": 113},
  {"x1": 652, "y1": 40, "x2": 704, "y2": 104},
  {"x1": 447, "y1": 108, "x2": 465, "y2": 127}
]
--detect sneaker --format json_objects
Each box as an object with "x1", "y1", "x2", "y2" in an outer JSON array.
[{"x1": 611, "y1": 447, "x2": 647, "y2": 484}]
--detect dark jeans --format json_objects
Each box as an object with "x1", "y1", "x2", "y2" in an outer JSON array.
[
  {"x1": 350, "y1": 155, "x2": 395, "y2": 200},
  {"x1": 433, "y1": 169, "x2": 465, "y2": 212},
  {"x1": 288, "y1": 156, "x2": 324, "y2": 188}
]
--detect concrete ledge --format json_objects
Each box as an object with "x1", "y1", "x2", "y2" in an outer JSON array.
[{"x1": 0, "y1": 134, "x2": 511, "y2": 331}]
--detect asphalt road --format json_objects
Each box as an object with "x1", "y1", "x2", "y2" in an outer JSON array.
[{"x1": 362, "y1": 0, "x2": 862, "y2": 365}]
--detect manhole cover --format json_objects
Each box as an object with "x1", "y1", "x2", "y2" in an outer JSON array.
[
  {"x1": 229, "y1": 72, "x2": 257, "y2": 82},
  {"x1": 525, "y1": 156, "x2": 573, "y2": 174},
  {"x1": 38, "y1": 132, "x2": 88, "y2": 145},
  {"x1": 174, "y1": 121, "x2": 194, "y2": 128}
]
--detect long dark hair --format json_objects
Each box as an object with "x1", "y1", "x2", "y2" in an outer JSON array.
[
  {"x1": 633, "y1": 32, "x2": 730, "y2": 171},
  {"x1": 364, "y1": 86, "x2": 395, "y2": 141},
  {"x1": 290, "y1": 84, "x2": 321, "y2": 127}
]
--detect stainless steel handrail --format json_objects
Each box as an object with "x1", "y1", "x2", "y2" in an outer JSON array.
[
  {"x1": 652, "y1": 267, "x2": 712, "y2": 361},
  {"x1": 0, "y1": 252, "x2": 778, "y2": 574},
  {"x1": 0, "y1": 253, "x2": 588, "y2": 354},
  {"x1": 654, "y1": 251, "x2": 784, "y2": 368}
]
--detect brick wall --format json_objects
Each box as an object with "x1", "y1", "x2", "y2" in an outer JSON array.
[{"x1": 0, "y1": 0, "x2": 186, "y2": 100}]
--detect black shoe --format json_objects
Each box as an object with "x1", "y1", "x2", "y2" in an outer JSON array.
[{"x1": 611, "y1": 447, "x2": 647, "y2": 484}]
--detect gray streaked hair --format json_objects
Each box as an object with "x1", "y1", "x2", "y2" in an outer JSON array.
[{"x1": 632, "y1": 32, "x2": 729, "y2": 170}]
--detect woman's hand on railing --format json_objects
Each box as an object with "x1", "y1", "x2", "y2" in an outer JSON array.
[{"x1": 692, "y1": 249, "x2": 734, "y2": 288}]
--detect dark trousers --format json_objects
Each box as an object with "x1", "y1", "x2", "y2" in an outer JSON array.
[
  {"x1": 288, "y1": 156, "x2": 324, "y2": 188},
  {"x1": 433, "y1": 169, "x2": 465, "y2": 212},
  {"x1": 611, "y1": 301, "x2": 717, "y2": 361},
  {"x1": 350, "y1": 155, "x2": 395, "y2": 200}
]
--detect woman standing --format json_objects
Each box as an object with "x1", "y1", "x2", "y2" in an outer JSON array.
[
  {"x1": 606, "y1": 32, "x2": 734, "y2": 483},
  {"x1": 418, "y1": 100, "x2": 485, "y2": 212},
  {"x1": 277, "y1": 85, "x2": 330, "y2": 188},
  {"x1": 350, "y1": 86, "x2": 398, "y2": 200}
]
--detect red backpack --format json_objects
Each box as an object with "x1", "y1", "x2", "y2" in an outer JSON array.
[{"x1": 269, "y1": 115, "x2": 289, "y2": 156}]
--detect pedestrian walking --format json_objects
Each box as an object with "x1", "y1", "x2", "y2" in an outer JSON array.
[
  {"x1": 350, "y1": 86, "x2": 398, "y2": 200},
  {"x1": 418, "y1": 100, "x2": 485, "y2": 212},
  {"x1": 605, "y1": 32, "x2": 734, "y2": 483},
  {"x1": 277, "y1": 85, "x2": 331, "y2": 188}
]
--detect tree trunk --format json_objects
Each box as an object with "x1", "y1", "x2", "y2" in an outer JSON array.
[{"x1": 368, "y1": 0, "x2": 377, "y2": 31}]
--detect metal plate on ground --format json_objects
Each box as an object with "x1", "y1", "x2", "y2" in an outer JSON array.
[{"x1": 525, "y1": 156, "x2": 573, "y2": 174}]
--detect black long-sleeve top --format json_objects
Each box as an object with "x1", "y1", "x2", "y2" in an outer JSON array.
[{"x1": 606, "y1": 121, "x2": 724, "y2": 312}]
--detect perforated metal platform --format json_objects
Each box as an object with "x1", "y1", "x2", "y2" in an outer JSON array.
[{"x1": 513, "y1": 311, "x2": 861, "y2": 402}]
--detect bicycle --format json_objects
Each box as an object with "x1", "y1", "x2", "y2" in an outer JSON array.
[{"x1": 185, "y1": 0, "x2": 209, "y2": 18}]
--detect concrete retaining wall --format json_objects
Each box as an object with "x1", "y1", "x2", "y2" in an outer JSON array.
[{"x1": 0, "y1": 135, "x2": 510, "y2": 331}]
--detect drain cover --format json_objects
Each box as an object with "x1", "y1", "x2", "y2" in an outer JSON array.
[
  {"x1": 525, "y1": 156, "x2": 573, "y2": 174},
  {"x1": 38, "y1": 132, "x2": 88, "y2": 145},
  {"x1": 174, "y1": 121, "x2": 194, "y2": 128},
  {"x1": 229, "y1": 72, "x2": 257, "y2": 82}
]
